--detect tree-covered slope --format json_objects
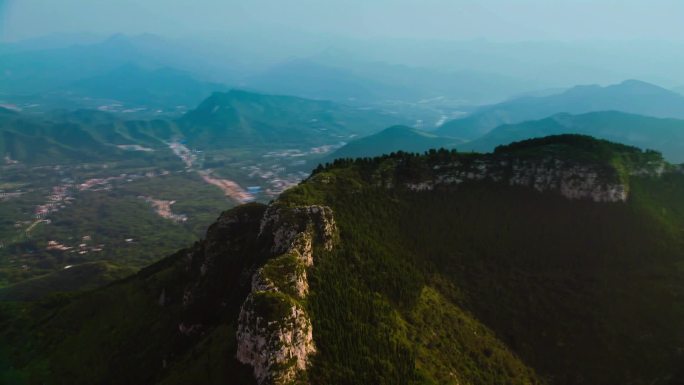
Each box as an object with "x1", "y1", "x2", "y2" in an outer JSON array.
[
  {"x1": 3, "y1": 135, "x2": 684, "y2": 385},
  {"x1": 437, "y1": 80, "x2": 684, "y2": 140},
  {"x1": 0, "y1": 261, "x2": 137, "y2": 302},
  {"x1": 1, "y1": 90, "x2": 405, "y2": 166},
  {"x1": 326, "y1": 125, "x2": 462, "y2": 160},
  {"x1": 177, "y1": 90, "x2": 405, "y2": 149},
  {"x1": 0, "y1": 110, "x2": 178, "y2": 165},
  {"x1": 461, "y1": 111, "x2": 684, "y2": 163}
]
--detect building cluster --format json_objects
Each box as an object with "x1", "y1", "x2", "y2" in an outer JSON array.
[
  {"x1": 34, "y1": 184, "x2": 74, "y2": 219},
  {"x1": 242, "y1": 164, "x2": 309, "y2": 198},
  {"x1": 46, "y1": 235, "x2": 105, "y2": 255}
]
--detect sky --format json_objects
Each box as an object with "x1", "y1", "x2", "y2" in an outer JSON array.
[{"x1": 1, "y1": 0, "x2": 684, "y2": 42}]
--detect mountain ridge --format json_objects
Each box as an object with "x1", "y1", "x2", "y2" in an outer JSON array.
[
  {"x1": 326, "y1": 125, "x2": 462, "y2": 160},
  {"x1": 461, "y1": 111, "x2": 684, "y2": 163},
  {"x1": 437, "y1": 79, "x2": 684, "y2": 140},
  {"x1": 59, "y1": 63, "x2": 228, "y2": 108},
  {"x1": 4, "y1": 135, "x2": 684, "y2": 385},
  {"x1": 177, "y1": 89, "x2": 406, "y2": 149}
]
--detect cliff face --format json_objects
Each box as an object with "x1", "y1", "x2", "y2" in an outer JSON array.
[
  {"x1": 156, "y1": 202, "x2": 338, "y2": 385},
  {"x1": 236, "y1": 204, "x2": 337, "y2": 385},
  {"x1": 405, "y1": 157, "x2": 630, "y2": 202}
]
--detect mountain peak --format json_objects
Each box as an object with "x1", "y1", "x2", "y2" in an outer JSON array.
[
  {"x1": 563, "y1": 79, "x2": 670, "y2": 96},
  {"x1": 493, "y1": 133, "x2": 652, "y2": 159},
  {"x1": 438, "y1": 79, "x2": 684, "y2": 140},
  {"x1": 327, "y1": 125, "x2": 460, "y2": 160},
  {"x1": 204, "y1": 89, "x2": 274, "y2": 104},
  {"x1": 190, "y1": 90, "x2": 278, "y2": 113},
  {"x1": 619, "y1": 79, "x2": 652, "y2": 86},
  {"x1": 612, "y1": 79, "x2": 672, "y2": 93},
  {"x1": 381, "y1": 125, "x2": 424, "y2": 135},
  {"x1": 461, "y1": 111, "x2": 684, "y2": 163},
  {"x1": 177, "y1": 90, "x2": 403, "y2": 150}
]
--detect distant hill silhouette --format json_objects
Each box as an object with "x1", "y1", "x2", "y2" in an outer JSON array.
[
  {"x1": 60, "y1": 64, "x2": 227, "y2": 108},
  {"x1": 327, "y1": 125, "x2": 462, "y2": 160},
  {"x1": 177, "y1": 89, "x2": 405, "y2": 149},
  {"x1": 437, "y1": 80, "x2": 684, "y2": 140},
  {"x1": 462, "y1": 111, "x2": 684, "y2": 163}
]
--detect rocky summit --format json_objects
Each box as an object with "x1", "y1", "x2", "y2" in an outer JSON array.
[{"x1": 237, "y1": 204, "x2": 337, "y2": 384}]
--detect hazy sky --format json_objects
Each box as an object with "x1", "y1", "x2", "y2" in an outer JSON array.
[{"x1": 1, "y1": 0, "x2": 683, "y2": 42}]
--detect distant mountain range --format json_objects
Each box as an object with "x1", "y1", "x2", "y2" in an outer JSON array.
[
  {"x1": 0, "y1": 34, "x2": 540, "y2": 114},
  {"x1": 0, "y1": 34, "x2": 248, "y2": 93},
  {"x1": 0, "y1": 111, "x2": 124, "y2": 164},
  {"x1": 241, "y1": 59, "x2": 404, "y2": 103},
  {"x1": 6, "y1": 79, "x2": 684, "y2": 168},
  {"x1": 461, "y1": 111, "x2": 684, "y2": 163},
  {"x1": 58, "y1": 64, "x2": 228, "y2": 109},
  {"x1": 243, "y1": 58, "x2": 533, "y2": 105},
  {"x1": 0, "y1": 34, "x2": 163, "y2": 95},
  {"x1": 1, "y1": 89, "x2": 408, "y2": 164},
  {"x1": 177, "y1": 89, "x2": 406, "y2": 149},
  {"x1": 437, "y1": 80, "x2": 684, "y2": 140},
  {"x1": 0, "y1": 34, "x2": 245, "y2": 115},
  {"x1": 326, "y1": 125, "x2": 461, "y2": 160},
  {"x1": 325, "y1": 92, "x2": 684, "y2": 164},
  {"x1": 0, "y1": 109, "x2": 173, "y2": 164}
]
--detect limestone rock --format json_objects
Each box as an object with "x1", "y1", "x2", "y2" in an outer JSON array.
[
  {"x1": 237, "y1": 204, "x2": 337, "y2": 385},
  {"x1": 403, "y1": 157, "x2": 637, "y2": 203},
  {"x1": 236, "y1": 294, "x2": 315, "y2": 385}
]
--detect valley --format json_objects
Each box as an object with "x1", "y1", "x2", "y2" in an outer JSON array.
[
  {"x1": 0, "y1": 149, "x2": 324, "y2": 291},
  {"x1": 3, "y1": 80, "x2": 684, "y2": 305},
  {"x1": 0, "y1": 89, "x2": 406, "y2": 295}
]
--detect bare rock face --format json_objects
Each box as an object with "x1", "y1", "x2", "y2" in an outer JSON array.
[
  {"x1": 237, "y1": 204, "x2": 337, "y2": 385},
  {"x1": 508, "y1": 159, "x2": 629, "y2": 202},
  {"x1": 259, "y1": 204, "x2": 337, "y2": 259},
  {"x1": 402, "y1": 157, "x2": 632, "y2": 203},
  {"x1": 236, "y1": 294, "x2": 315, "y2": 385}
]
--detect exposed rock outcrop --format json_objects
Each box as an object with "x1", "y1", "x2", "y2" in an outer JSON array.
[
  {"x1": 237, "y1": 204, "x2": 337, "y2": 385},
  {"x1": 258, "y1": 204, "x2": 337, "y2": 259},
  {"x1": 236, "y1": 293, "x2": 315, "y2": 385},
  {"x1": 402, "y1": 157, "x2": 631, "y2": 202}
]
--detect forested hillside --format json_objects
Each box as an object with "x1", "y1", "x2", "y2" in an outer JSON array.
[{"x1": 2, "y1": 135, "x2": 684, "y2": 385}]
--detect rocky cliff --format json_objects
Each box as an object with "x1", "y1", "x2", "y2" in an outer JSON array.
[
  {"x1": 236, "y1": 204, "x2": 337, "y2": 385},
  {"x1": 403, "y1": 157, "x2": 630, "y2": 202},
  {"x1": 355, "y1": 136, "x2": 670, "y2": 203}
]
